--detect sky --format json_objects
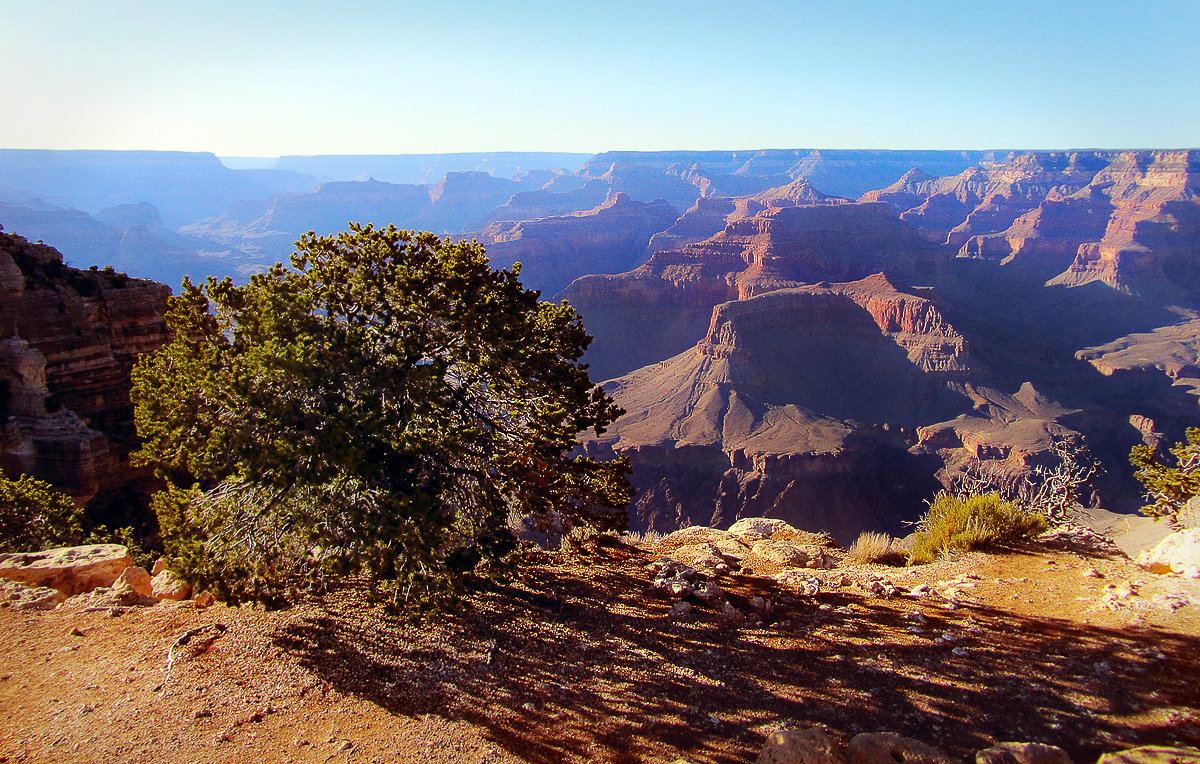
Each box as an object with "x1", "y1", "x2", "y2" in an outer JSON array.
[{"x1": 2, "y1": 0, "x2": 1197, "y2": 156}]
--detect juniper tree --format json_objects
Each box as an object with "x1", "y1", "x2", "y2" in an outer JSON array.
[
  {"x1": 132, "y1": 224, "x2": 631, "y2": 607},
  {"x1": 1131, "y1": 427, "x2": 1200, "y2": 525}
]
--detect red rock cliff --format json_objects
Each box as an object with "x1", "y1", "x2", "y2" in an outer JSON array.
[{"x1": 0, "y1": 229, "x2": 170, "y2": 505}]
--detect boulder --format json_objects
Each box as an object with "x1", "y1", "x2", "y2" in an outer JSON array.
[
  {"x1": 731, "y1": 518, "x2": 800, "y2": 542},
  {"x1": 0, "y1": 544, "x2": 132, "y2": 596},
  {"x1": 659, "y1": 526, "x2": 751, "y2": 558},
  {"x1": 1, "y1": 580, "x2": 67, "y2": 610},
  {"x1": 757, "y1": 725, "x2": 847, "y2": 764},
  {"x1": 151, "y1": 569, "x2": 192, "y2": 601},
  {"x1": 752, "y1": 540, "x2": 810, "y2": 567},
  {"x1": 977, "y1": 743, "x2": 1073, "y2": 764},
  {"x1": 847, "y1": 733, "x2": 957, "y2": 764},
  {"x1": 112, "y1": 563, "x2": 154, "y2": 599},
  {"x1": 1136, "y1": 529, "x2": 1200, "y2": 577},
  {"x1": 1096, "y1": 747, "x2": 1200, "y2": 764}
]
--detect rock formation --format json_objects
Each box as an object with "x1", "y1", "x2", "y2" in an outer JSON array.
[
  {"x1": 476, "y1": 193, "x2": 680, "y2": 295},
  {"x1": 585, "y1": 275, "x2": 973, "y2": 539},
  {"x1": 0, "y1": 229, "x2": 170, "y2": 508},
  {"x1": 563, "y1": 202, "x2": 942, "y2": 382},
  {"x1": 863, "y1": 150, "x2": 1200, "y2": 294}
]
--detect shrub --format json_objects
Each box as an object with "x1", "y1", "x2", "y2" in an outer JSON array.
[
  {"x1": 1130, "y1": 427, "x2": 1200, "y2": 526},
  {"x1": 0, "y1": 467, "x2": 85, "y2": 552},
  {"x1": 847, "y1": 531, "x2": 899, "y2": 563},
  {"x1": 952, "y1": 437, "x2": 1098, "y2": 524},
  {"x1": 906, "y1": 492, "x2": 1048, "y2": 565},
  {"x1": 131, "y1": 224, "x2": 633, "y2": 609}
]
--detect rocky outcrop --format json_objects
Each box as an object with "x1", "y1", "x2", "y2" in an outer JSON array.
[
  {"x1": 1136, "y1": 529, "x2": 1200, "y2": 577},
  {"x1": 0, "y1": 543, "x2": 132, "y2": 596},
  {"x1": 0, "y1": 229, "x2": 170, "y2": 505},
  {"x1": 1050, "y1": 150, "x2": 1200, "y2": 294},
  {"x1": 0, "y1": 336, "x2": 113, "y2": 500},
  {"x1": 564, "y1": 202, "x2": 941, "y2": 382},
  {"x1": 863, "y1": 150, "x2": 1200, "y2": 294},
  {"x1": 646, "y1": 196, "x2": 739, "y2": 254},
  {"x1": 476, "y1": 193, "x2": 680, "y2": 295}
]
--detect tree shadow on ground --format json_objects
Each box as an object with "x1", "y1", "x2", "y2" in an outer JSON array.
[{"x1": 271, "y1": 543, "x2": 1200, "y2": 764}]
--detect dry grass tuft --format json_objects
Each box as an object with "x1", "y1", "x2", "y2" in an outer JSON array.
[{"x1": 847, "y1": 531, "x2": 898, "y2": 563}]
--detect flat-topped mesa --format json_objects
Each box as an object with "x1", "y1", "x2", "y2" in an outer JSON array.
[
  {"x1": 563, "y1": 201, "x2": 939, "y2": 382},
  {"x1": 0, "y1": 229, "x2": 170, "y2": 504},
  {"x1": 711, "y1": 202, "x2": 938, "y2": 294},
  {"x1": 696, "y1": 274, "x2": 972, "y2": 381}
]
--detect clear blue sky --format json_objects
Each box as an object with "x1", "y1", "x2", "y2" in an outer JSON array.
[{"x1": 3, "y1": 0, "x2": 1197, "y2": 155}]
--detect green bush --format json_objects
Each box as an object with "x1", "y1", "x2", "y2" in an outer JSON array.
[
  {"x1": 0, "y1": 467, "x2": 85, "y2": 552},
  {"x1": 131, "y1": 224, "x2": 632, "y2": 610},
  {"x1": 906, "y1": 492, "x2": 1048, "y2": 565},
  {"x1": 1130, "y1": 427, "x2": 1200, "y2": 524}
]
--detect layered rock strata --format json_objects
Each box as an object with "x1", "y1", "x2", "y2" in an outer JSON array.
[
  {"x1": 0, "y1": 229, "x2": 170, "y2": 504},
  {"x1": 476, "y1": 193, "x2": 680, "y2": 296},
  {"x1": 864, "y1": 150, "x2": 1200, "y2": 293},
  {"x1": 586, "y1": 275, "x2": 977, "y2": 540},
  {"x1": 563, "y1": 202, "x2": 941, "y2": 382}
]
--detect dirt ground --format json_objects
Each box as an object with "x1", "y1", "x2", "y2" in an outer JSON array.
[{"x1": 1, "y1": 530, "x2": 1199, "y2": 764}]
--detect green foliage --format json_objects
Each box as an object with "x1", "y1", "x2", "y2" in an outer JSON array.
[
  {"x1": 83, "y1": 524, "x2": 155, "y2": 570},
  {"x1": 1130, "y1": 427, "x2": 1200, "y2": 523},
  {"x1": 131, "y1": 224, "x2": 633, "y2": 608},
  {"x1": 906, "y1": 492, "x2": 1049, "y2": 565},
  {"x1": 0, "y1": 467, "x2": 85, "y2": 552}
]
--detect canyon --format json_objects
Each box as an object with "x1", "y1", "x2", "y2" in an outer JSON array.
[{"x1": 1, "y1": 147, "x2": 1199, "y2": 543}]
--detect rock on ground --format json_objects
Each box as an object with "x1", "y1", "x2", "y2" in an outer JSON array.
[
  {"x1": 1096, "y1": 746, "x2": 1200, "y2": 764},
  {"x1": 976, "y1": 742, "x2": 1074, "y2": 764},
  {"x1": 1137, "y1": 529, "x2": 1200, "y2": 578},
  {"x1": 151, "y1": 569, "x2": 192, "y2": 601},
  {"x1": 756, "y1": 725, "x2": 846, "y2": 764},
  {"x1": 847, "y1": 733, "x2": 958, "y2": 764},
  {"x1": 0, "y1": 544, "x2": 132, "y2": 596}
]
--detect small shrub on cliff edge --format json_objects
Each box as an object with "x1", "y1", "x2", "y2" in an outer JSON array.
[
  {"x1": 1131, "y1": 427, "x2": 1200, "y2": 526},
  {"x1": 906, "y1": 492, "x2": 1048, "y2": 565},
  {"x1": 847, "y1": 531, "x2": 900, "y2": 564}
]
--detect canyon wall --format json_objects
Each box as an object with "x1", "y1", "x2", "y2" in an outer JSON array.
[{"x1": 0, "y1": 229, "x2": 170, "y2": 510}]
